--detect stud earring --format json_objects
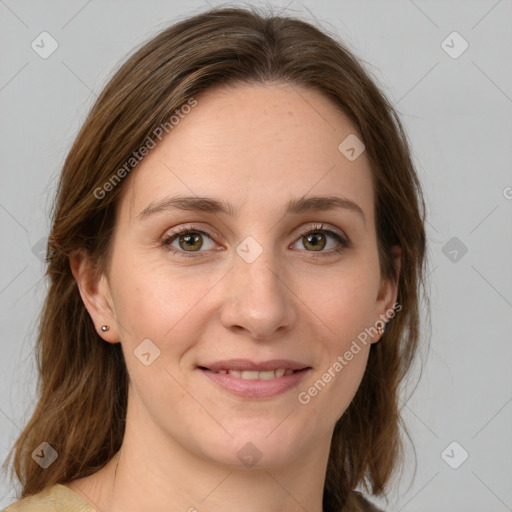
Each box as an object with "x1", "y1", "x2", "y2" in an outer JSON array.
[
  {"x1": 377, "y1": 325, "x2": 385, "y2": 336},
  {"x1": 101, "y1": 325, "x2": 110, "y2": 332}
]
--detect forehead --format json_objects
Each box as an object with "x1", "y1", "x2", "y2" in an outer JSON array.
[{"x1": 119, "y1": 82, "x2": 375, "y2": 224}]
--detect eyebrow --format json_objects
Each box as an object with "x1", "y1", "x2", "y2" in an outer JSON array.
[{"x1": 137, "y1": 194, "x2": 366, "y2": 225}]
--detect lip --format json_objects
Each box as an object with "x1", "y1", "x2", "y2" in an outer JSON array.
[
  {"x1": 197, "y1": 359, "x2": 311, "y2": 399},
  {"x1": 199, "y1": 359, "x2": 309, "y2": 372}
]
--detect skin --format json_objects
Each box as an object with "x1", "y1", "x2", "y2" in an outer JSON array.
[{"x1": 68, "y1": 82, "x2": 401, "y2": 512}]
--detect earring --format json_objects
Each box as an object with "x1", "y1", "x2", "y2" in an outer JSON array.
[
  {"x1": 101, "y1": 325, "x2": 110, "y2": 332},
  {"x1": 377, "y1": 325, "x2": 385, "y2": 336}
]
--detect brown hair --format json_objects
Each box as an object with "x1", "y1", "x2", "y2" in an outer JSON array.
[{"x1": 4, "y1": 5, "x2": 428, "y2": 511}]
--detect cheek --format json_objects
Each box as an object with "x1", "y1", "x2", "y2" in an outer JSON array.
[
  {"x1": 293, "y1": 259, "x2": 379, "y2": 412},
  {"x1": 301, "y1": 260, "x2": 381, "y2": 342},
  {"x1": 298, "y1": 293, "x2": 373, "y2": 425},
  {"x1": 109, "y1": 252, "x2": 220, "y2": 359}
]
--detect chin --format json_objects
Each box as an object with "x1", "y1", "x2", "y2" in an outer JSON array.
[{"x1": 191, "y1": 423, "x2": 313, "y2": 470}]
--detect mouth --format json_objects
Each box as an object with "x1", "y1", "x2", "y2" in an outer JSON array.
[
  {"x1": 197, "y1": 359, "x2": 311, "y2": 398},
  {"x1": 199, "y1": 367, "x2": 304, "y2": 380}
]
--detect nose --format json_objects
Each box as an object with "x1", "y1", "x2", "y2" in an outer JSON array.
[{"x1": 219, "y1": 248, "x2": 297, "y2": 340}]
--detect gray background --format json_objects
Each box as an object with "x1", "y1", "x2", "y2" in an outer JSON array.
[{"x1": 1, "y1": 0, "x2": 511, "y2": 510}]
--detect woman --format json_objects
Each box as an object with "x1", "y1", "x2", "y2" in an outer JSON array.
[{"x1": 4, "y1": 5, "x2": 427, "y2": 512}]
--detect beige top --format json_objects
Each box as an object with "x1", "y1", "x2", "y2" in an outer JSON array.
[
  {"x1": 3, "y1": 484, "x2": 95, "y2": 512},
  {"x1": 3, "y1": 484, "x2": 384, "y2": 511}
]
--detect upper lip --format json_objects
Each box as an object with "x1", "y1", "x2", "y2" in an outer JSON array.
[{"x1": 199, "y1": 359, "x2": 310, "y2": 371}]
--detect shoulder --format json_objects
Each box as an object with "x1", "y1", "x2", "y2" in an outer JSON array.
[{"x1": 3, "y1": 484, "x2": 95, "y2": 512}]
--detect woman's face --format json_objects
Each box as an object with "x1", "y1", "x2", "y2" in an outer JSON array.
[{"x1": 77, "y1": 83, "x2": 399, "y2": 470}]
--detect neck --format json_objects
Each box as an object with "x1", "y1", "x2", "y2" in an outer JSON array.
[{"x1": 70, "y1": 397, "x2": 331, "y2": 512}]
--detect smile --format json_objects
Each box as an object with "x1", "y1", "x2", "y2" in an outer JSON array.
[
  {"x1": 206, "y1": 368, "x2": 296, "y2": 379},
  {"x1": 197, "y1": 360, "x2": 311, "y2": 398}
]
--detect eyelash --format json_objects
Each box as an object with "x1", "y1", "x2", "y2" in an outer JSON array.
[{"x1": 161, "y1": 223, "x2": 351, "y2": 259}]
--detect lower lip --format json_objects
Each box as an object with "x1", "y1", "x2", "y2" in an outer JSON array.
[{"x1": 199, "y1": 368, "x2": 311, "y2": 398}]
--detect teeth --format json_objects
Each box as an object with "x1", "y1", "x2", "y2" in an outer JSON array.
[
  {"x1": 241, "y1": 371, "x2": 259, "y2": 380},
  {"x1": 210, "y1": 368, "x2": 297, "y2": 379}
]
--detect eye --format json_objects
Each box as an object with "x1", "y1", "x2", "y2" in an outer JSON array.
[
  {"x1": 162, "y1": 225, "x2": 217, "y2": 258},
  {"x1": 291, "y1": 223, "x2": 350, "y2": 257}
]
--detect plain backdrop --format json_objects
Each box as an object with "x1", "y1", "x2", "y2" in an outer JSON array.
[{"x1": 1, "y1": 1, "x2": 511, "y2": 511}]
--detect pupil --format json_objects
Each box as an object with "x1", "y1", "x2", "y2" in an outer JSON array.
[
  {"x1": 306, "y1": 233, "x2": 325, "y2": 251},
  {"x1": 181, "y1": 233, "x2": 202, "y2": 250}
]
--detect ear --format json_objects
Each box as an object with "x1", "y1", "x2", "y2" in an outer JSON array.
[
  {"x1": 69, "y1": 248, "x2": 119, "y2": 344},
  {"x1": 372, "y1": 244, "x2": 402, "y2": 343}
]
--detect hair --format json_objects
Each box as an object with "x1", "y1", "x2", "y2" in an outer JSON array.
[{"x1": 4, "y1": 5, "x2": 428, "y2": 511}]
